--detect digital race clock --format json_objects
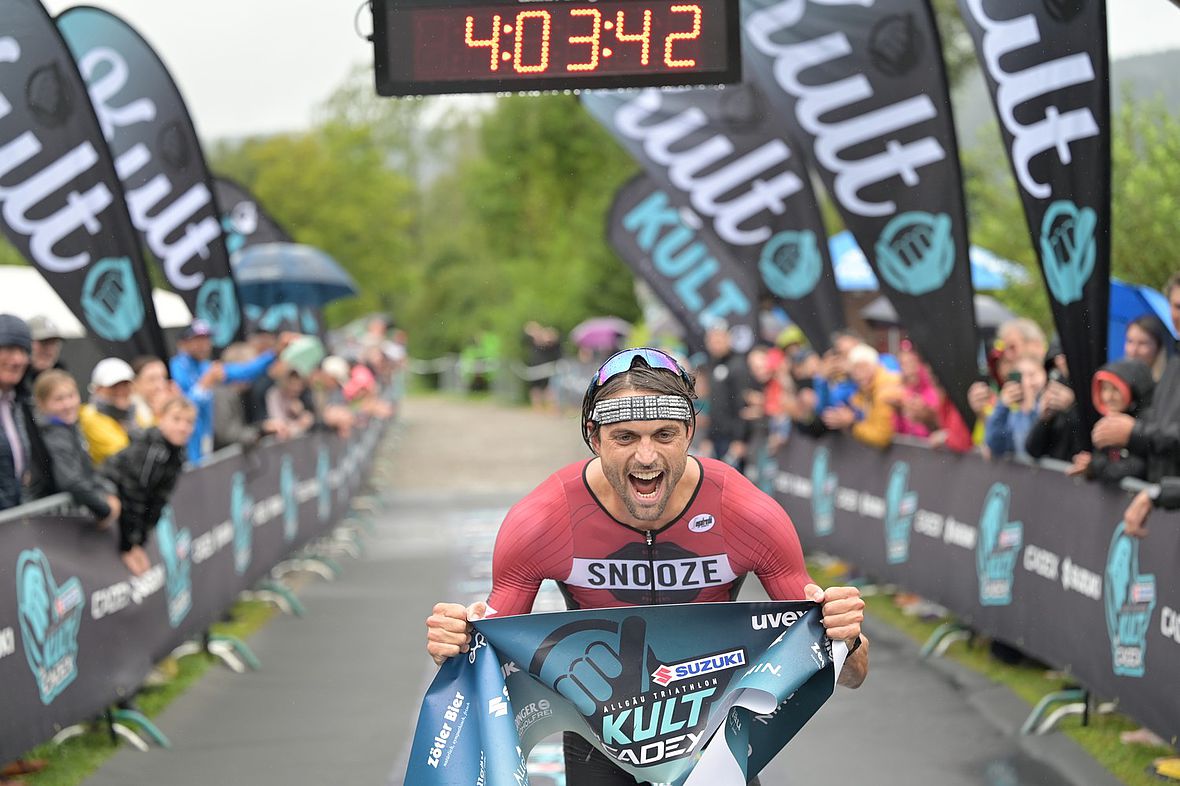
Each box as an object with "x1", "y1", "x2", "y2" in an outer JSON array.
[{"x1": 372, "y1": 0, "x2": 740, "y2": 96}]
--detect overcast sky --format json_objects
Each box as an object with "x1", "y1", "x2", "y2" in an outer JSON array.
[{"x1": 43, "y1": 0, "x2": 1180, "y2": 141}]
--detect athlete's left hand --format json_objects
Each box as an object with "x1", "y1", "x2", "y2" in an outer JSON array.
[{"x1": 804, "y1": 583, "x2": 863, "y2": 644}]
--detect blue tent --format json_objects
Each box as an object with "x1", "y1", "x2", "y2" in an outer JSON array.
[
  {"x1": 829, "y1": 230, "x2": 1029, "y2": 291},
  {"x1": 1108, "y1": 279, "x2": 1177, "y2": 361}
]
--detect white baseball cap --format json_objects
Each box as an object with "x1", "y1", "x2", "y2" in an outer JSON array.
[{"x1": 90, "y1": 357, "x2": 135, "y2": 389}]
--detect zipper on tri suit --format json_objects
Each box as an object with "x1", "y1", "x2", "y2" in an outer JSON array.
[{"x1": 646, "y1": 530, "x2": 656, "y2": 605}]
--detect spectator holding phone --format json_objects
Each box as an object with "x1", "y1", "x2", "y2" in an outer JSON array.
[
  {"x1": 1026, "y1": 342, "x2": 1085, "y2": 462},
  {"x1": 985, "y1": 355, "x2": 1046, "y2": 461}
]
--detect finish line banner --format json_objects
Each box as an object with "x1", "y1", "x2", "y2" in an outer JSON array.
[
  {"x1": 406, "y1": 601, "x2": 844, "y2": 785},
  {"x1": 769, "y1": 435, "x2": 1180, "y2": 745}
]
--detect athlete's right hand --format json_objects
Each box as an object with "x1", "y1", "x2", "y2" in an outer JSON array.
[{"x1": 426, "y1": 601, "x2": 487, "y2": 667}]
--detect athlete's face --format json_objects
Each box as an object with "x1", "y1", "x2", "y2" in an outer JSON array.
[{"x1": 591, "y1": 393, "x2": 692, "y2": 523}]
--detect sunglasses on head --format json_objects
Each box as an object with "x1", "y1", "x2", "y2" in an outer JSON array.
[{"x1": 588, "y1": 348, "x2": 691, "y2": 392}]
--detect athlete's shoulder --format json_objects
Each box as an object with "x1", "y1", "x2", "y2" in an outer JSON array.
[
  {"x1": 697, "y1": 456, "x2": 762, "y2": 496},
  {"x1": 502, "y1": 460, "x2": 587, "y2": 528}
]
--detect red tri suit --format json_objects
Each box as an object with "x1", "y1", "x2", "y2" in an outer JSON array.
[{"x1": 486, "y1": 457, "x2": 814, "y2": 617}]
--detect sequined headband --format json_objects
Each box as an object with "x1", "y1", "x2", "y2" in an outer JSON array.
[{"x1": 589, "y1": 395, "x2": 693, "y2": 425}]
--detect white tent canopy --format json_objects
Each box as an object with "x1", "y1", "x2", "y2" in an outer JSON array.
[{"x1": 0, "y1": 266, "x2": 191, "y2": 338}]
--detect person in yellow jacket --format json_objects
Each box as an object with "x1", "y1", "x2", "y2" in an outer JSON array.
[
  {"x1": 820, "y1": 343, "x2": 902, "y2": 449},
  {"x1": 79, "y1": 358, "x2": 140, "y2": 466}
]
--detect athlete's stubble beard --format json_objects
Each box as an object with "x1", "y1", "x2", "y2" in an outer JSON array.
[{"x1": 601, "y1": 446, "x2": 690, "y2": 523}]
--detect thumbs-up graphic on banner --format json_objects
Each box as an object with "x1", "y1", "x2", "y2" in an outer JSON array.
[{"x1": 536, "y1": 616, "x2": 650, "y2": 716}]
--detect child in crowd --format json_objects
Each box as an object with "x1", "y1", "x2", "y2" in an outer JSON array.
[
  {"x1": 34, "y1": 371, "x2": 120, "y2": 527},
  {"x1": 1068, "y1": 360, "x2": 1154, "y2": 485},
  {"x1": 102, "y1": 396, "x2": 195, "y2": 576},
  {"x1": 984, "y1": 354, "x2": 1046, "y2": 461}
]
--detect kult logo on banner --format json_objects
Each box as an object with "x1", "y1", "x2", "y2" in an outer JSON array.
[
  {"x1": 759, "y1": 230, "x2": 822, "y2": 300},
  {"x1": 1039, "y1": 200, "x2": 1097, "y2": 305},
  {"x1": 884, "y1": 461, "x2": 918, "y2": 565},
  {"x1": 81, "y1": 257, "x2": 145, "y2": 341},
  {"x1": 281, "y1": 454, "x2": 298, "y2": 543},
  {"x1": 156, "y1": 505, "x2": 192, "y2": 629},
  {"x1": 1104, "y1": 523, "x2": 1156, "y2": 678},
  {"x1": 874, "y1": 212, "x2": 955, "y2": 296},
  {"x1": 621, "y1": 189, "x2": 752, "y2": 328},
  {"x1": 976, "y1": 483, "x2": 1023, "y2": 606},
  {"x1": 810, "y1": 446, "x2": 837, "y2": 536},
  {"x1": 16, "y1": 549, "x2": 84, "y2": 705},
  {"x1": 231, "y1": 471, "x2": 253, "y2": 575}
]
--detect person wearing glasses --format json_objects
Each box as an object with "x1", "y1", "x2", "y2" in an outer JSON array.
[{"x1": 425, "y1": 348, "x2": 867, "y2": 784}]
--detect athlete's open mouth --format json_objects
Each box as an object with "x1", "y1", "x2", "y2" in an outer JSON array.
[{"x1": 628, "y1": 470, "x2": 664, "y2": 501}]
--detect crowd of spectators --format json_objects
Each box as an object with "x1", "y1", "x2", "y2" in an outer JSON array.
[
  {"x1": 0, "y1": 313, "x2": 402, "y2": 575},
  {"x1": 680, "y1": 271, "x2": 1180, "y2": 544}
]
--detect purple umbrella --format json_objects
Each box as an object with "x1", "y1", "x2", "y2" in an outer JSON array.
[{"x1": 571, "y1": 317, "x2": 632, "y2": 350}]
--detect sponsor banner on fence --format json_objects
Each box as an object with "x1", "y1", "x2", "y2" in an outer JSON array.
[
  {"x1": 584, "y1": 82, "x2": 846, "y2": 353},
  {"x1": 740, "y1": 0, "x2": 980, "y2": 422},
  {"x1": 957, "y1": 0, "x2": 1111, "y2": 427},
  {"x1": 0, "y1": 0, "x2": 167, "y2": 359},
  {"x1": 57, "y1": 7, "x2": 245, "y2": 347},
  {"x1": 405, "y1": 601, "x2": 843, "y2": 785},
  {"x1": 770, "y1": 434, "x2": 1180, "y2": 744},
  {"x1": 0, "y1": 424, "x2": 385, "y2": 760}
]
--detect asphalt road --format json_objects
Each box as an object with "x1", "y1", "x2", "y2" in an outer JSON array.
[{"x1": 85, "y1": 397, "x2": 1121, "y2": 786}]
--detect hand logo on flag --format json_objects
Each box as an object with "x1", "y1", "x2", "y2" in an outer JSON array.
[
  {"x1": 758, "y1": 230, "x2": 822, "y2": 301},
  {"x1": 1039, "y1": 200, "x2": 1096, "y2": 306},
  {"x1": 875, "y1": 211, "x2": 955, "y2": 296}
]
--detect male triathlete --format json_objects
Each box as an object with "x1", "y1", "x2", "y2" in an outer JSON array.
[{"x1": 426, "y1": 348, "x2": 867, "y2": 784}]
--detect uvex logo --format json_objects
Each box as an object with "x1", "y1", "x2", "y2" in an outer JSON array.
[
  {"x1": 743, "y1": 0, "x2": 948, "y2": 218},
  {"x1": 610, "y1": 90, "x2": 805, "y2": 248},
  {"x1": 959, "y1": 0, "x2": 1099, "y2": 199},
  {"x1": 751, "y1": 610, "x2": 803, "y2": 630},
  {"x1": 73, "y1": 45, "x2": 220, "y2": 291},
  {"x1": 0, "y1": 37, "x2": 115, "y2": 274}
]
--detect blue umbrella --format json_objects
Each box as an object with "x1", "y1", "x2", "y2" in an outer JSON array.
[
  {"x1": 1108, "y1": 278, "x2": 1177, "y2": 361},
  {"x1": 828, "y1": 230, "x2": 1029, "y2": 291},
  {"x1": 232, "y1": 243, "x2": 358, "y2": 307}
]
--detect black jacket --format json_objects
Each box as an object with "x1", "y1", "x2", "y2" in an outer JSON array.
[
  {"x1": 706, "y1": 352, "x2": 751, "y2": 443},
  {"x1": 0, "y1": 388, "x2": 36, "y2": 509},
  {"x1": 38, "y1": 417, "x2": 114, "y2": 518},
  {"x1": 1124, "y1": 355, "x2": 1178, "y2": 483},
  {"x1": 1087, "y1": 359, "x2": 1154, "y2": 485},
  {"x1": 103, "y1": 428, "x2": 185, "y2": 551},
  {"x1": 1025, "y1": 405, "x2": 1085, "y2": 462}
]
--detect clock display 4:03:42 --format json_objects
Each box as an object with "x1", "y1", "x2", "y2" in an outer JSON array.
[{"x1": 374, "y1": 0, "x2": 737, "y2": 94}]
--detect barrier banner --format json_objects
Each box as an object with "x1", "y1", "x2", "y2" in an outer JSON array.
[
  {"x1": 770, "y1": 434, "x2": 1180, "y2": 744},
  {"x1": 957, "y1": 0, "x2": 1110, "y2": 427},
  {"x1": 584, "y1": 83, "x2": 846, "y2": 353},
  {"x1": 741, "y1": 0, "x2": 979, "y2": 422},
  {"x1": 0, "y1": 0, "x2": 167, "y2": 359},
  {"x1": 57, "y1": 7, "x2": 244, "y2": 348},
  {"x1": 405, "y1": 601, "x2": 843, "y2": 785},
  {"x1": 608, "y1": 173, "x2": 759, "y2": 353},
  {"x1": 0, "y1": 423, "x2": 386, "y2": 760},
  {"x1": 212, "y1": 176, "x2": 323, "y2": 337}
]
